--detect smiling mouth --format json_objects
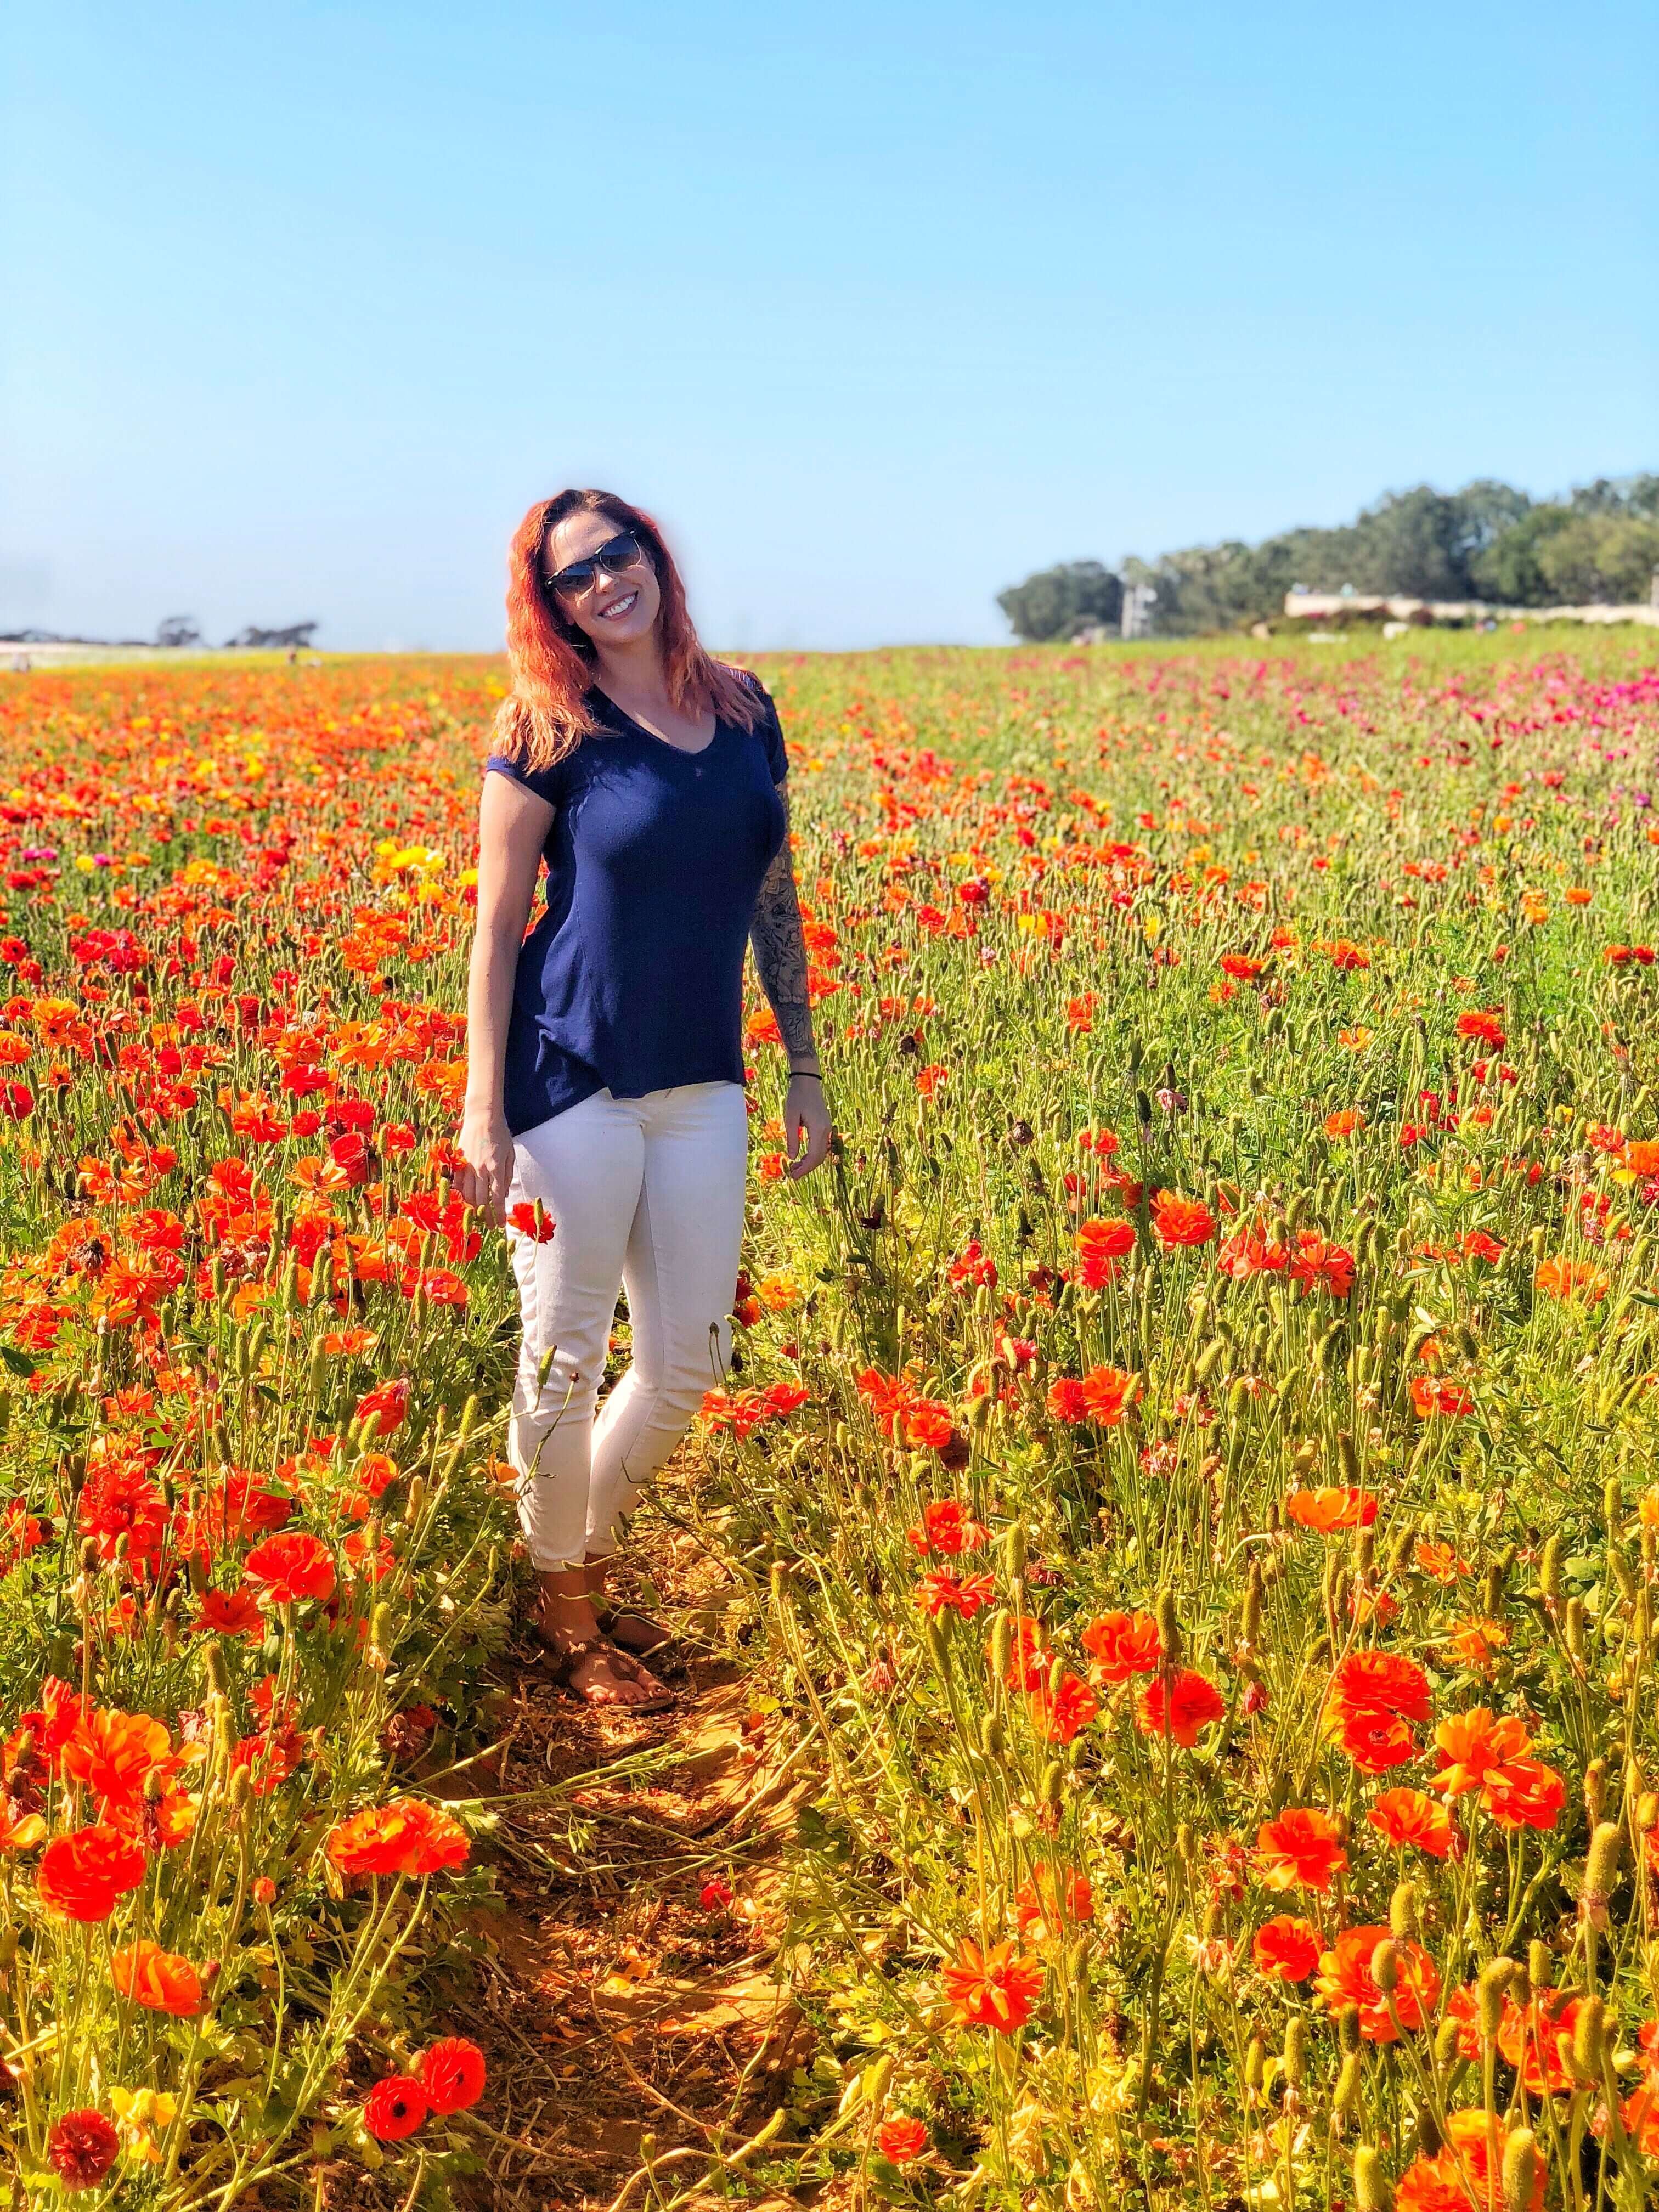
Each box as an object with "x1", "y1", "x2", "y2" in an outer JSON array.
[{"x1": 596, "y1": 591, "x2": 639, "y2": 621}]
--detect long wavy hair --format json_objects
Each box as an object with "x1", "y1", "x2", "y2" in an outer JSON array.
[{"x1": 492, "y1": 489, "x2": 764, "y2": 771}]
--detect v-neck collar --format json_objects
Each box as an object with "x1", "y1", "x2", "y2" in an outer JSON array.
[{"x1": 591, "y1": 688, "x2": 720, "y2": 760}]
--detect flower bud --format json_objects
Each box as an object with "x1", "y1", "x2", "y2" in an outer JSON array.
[
  {"x1": 1565, "y1": 1598, "x2": 1587, "y2": 1660},
  {"x1": 1003, "y1": 1523, "x2": 1027, "y2": 1582},
  {"x1": 1040, "y1": 1758, "x2": 1064, "y2": 1807},
  {"x1": 1333, "y1": 2050, "x2": 1362, "y2": 2114},
  {"x1": 1370, "y1": 1939, "x2": 1401, "y2": 1996},
  {"x1": 1477, "y1": 1958, "x2": 1515, "y2": 2039},
  {"x1": 1501, "y1": 2129, "x2": 1538, "y2": 2212},
  {"x1": 1282, "y1": 2016, "x2": 1307, "y2": 2086},
  {"x1": 1527, "y1": 1940, "x2": 1552, "y2": 1992},
  {"x1": 1353, "y1": 2145, "x2": 1393, "y2": 2212},
  {"x1": 1390, "y1": 1882, "x2": 1420, "y2": 1943},
  {"x1": 1243, "y1": 2035, "x2": 1265, "y2": 2093},
  {"x1": 1339, "y1": 2002, "x2": 1361, "y2": 2054},
  {"x1": 1569, "y1": 1995, "x2": 1606, "y2": 2082},
  {"x1": 1582, "y1": 1820, "x2": 1621, "y2": 1930},
  {"x1": 989, "y1": 1611, "x2": 1014, "y2": 1683},
  {"x1": 1584, "y1": 1758, "x2": 1607, "y2": 1822}
]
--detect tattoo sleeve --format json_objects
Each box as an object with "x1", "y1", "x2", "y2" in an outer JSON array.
[{"x1": 749, "y1": 782, "x2": 818, "y2": 1063}]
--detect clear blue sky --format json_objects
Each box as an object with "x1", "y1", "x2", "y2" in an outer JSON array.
[{"x1": 3, "y1": 2, "x2": 1655, "y2": 651}]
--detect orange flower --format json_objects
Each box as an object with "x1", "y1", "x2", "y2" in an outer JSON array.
[
  {"x1": 1075, "y1": 1216, "x2": 1136, "y2": 1286},
  {"x1": 1624, "y1": 1139, "x2": 1659, "y2": 1176},
  {"x1": 1252, "y1": 1915, "x2": 1322, "y2": 1983},
  {"x1": 36, "y1": 1824, "x2": 147, "y2": 1921},
  {"x1": 1315, "y1": 1923, "x2": 1440, "y2": 2042},
  {"x1": 110, "y1": 1938, "x2": 205, "y2": 2017},
  {"x1": 1026, "y1": 1671, "x2": 1099, "y2": 1744},
  {"x1": 940, "y1": 1938, "x2": 1044, "y2": 2032},
  {"x1": 1431, "y1": 1708, "x2": 1531, "y2": 1796},
  {"x1": 1395, "y1": 2109, "x2": 1543, "y2": 2211},
  {"x1": 1255, "y1": 1807, "x2": 1348, "y2": 1893},
  {"x1": 1150, "y1": 1190, "x2": 1216, "y2": 1249},
  {"x1": 1414, "y1": 1538, "x2": 1470, "y2": 1583},
  {"x1": 1368, "y1": 1788, "x2": 1457, "y2": 1859},
  {"x1": 245, "y1": 1531, "x2": 336, "y2": 1606},
  {"x1": 1014, "y1": 1861, "x2": 1093, "y2": 1939},
  {"x1": 1323, "y1": 1109, "x2": 1365, "y2": 1138},
  {"x1": 1285, "y1": 1486, "x2": 1378, "y2": 1532},
  {"x1": 1079, "y1": 1364, "x2": 1139, "y2": 1424},
  {"x1": 1137, "y1": 1668, "x2": 1225, "y2": 1747},
  {"x1": 326, "y1": 1798, "x2": 471, "y2": 1881},
  {"x1": 59, "y1": 1709, "x2": 177, "y2": 1823},
  {"x1": 1482, "y1": 1757, "x2": 1565, "y2": 1831},
  {"x1": 1079, "y1": 1610, "x2": 1162, "y2": 1683},
  {"x1": 1534, "y1": 1255, "x2": 1610, "y2": 1301}
]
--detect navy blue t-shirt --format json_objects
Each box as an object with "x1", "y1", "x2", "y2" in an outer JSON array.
[{"x1": 484, "y1": 675, "x2": 789, "y2": 1135}]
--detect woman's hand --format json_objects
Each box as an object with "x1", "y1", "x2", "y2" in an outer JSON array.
[
  {"x1": 456, "y1": 1105, "x2": 516, "y2": 1227},
  {"x1": 783, "y1": 1073, "x2": 832, "y2": 1180}
]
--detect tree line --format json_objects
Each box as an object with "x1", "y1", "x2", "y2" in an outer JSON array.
[{"x1": 998, "y1": 474, "x2": 1659, "y2": 640}]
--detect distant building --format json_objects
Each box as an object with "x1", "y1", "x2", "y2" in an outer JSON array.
[{"x1": 1121, "y1": 583, "x2": 1158, "y2": 640}]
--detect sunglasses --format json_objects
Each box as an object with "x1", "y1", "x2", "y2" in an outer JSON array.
[{"x1": 542, "y1": 530, "x2": 647, "y2": 600}]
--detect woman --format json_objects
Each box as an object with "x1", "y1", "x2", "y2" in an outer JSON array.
[{"x1": 458, "y1": 491, "x2": 831, "y2": 1710}]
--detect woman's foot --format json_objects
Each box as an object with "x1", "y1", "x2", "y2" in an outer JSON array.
[
  {"x1": 596, "y1": 1605, "x2": 675, "y2": 1657},
  {"x1": 533, "y1": 1591, "x2": 673, "y2": 1711}
]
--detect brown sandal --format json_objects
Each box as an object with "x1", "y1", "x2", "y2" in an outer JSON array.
[
  {"x1": 595, "y1": 1605, "x2": 676, "y2": 1657},
  {"x1": 535, "y1": 1629, "x2": 675, "y2": 1714}
]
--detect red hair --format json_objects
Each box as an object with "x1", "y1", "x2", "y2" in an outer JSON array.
[{"x1": 492, "y1": 490, "x2": 764, "y2": 771}]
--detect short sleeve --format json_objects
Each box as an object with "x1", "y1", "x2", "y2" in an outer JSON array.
[
  {"x1": 484, "y1": 751, "x2": 565, "y2": 806},
  {"x1": 740, "y1": 674, "x2": 788, "y2": 784}
]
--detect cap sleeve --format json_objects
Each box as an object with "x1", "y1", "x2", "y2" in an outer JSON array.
[
  {"x1": 739, "y1": 674, "x2": 788, "y2": 784},
  {"x1": 484, "y1": 750, "x2": 565, "y2": 806}
]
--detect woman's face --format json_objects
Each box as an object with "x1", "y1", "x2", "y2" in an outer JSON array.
[{"x1": 543, "y1": 510, "x2": 661, "y2": 650}]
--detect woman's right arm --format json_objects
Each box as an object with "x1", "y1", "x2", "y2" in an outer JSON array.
[{"x1": 458, "y1": 770, "x2": 555, "y2": 1226}]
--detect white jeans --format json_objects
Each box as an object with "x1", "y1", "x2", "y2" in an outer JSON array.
[{"x1": 504, "y1": 1080, "x2": 749, "y2": 1570}]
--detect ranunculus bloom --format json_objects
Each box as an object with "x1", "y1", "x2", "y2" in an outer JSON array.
[
  {"x1": 110, "y1": 1938, "x2": 205, "y2": 2016},
  {"x1": 1255, "y1": 1807, "x2": 1348, "y2": 1893},
  {"x1": 1481, "y1": 1756, "x2": 1565, "y2": 1832},
  {"x1": 416, "y1": 2036, "x2": 487, "y2": 2114},
  {"x1": 326, "y1": 1797, "x2": 471, "y2": 1881},
  {"x1": 59, "y1": 1709, "x2": 176, "y2": 1822},
  {"x1": 1026, "y1": 1670, "x2": 1099, "y2": 1744},
  {"x1": 1150, "y1": 1190, "x2": 1216, "y2": 1249},
  {"x1": 1014, "y1": 1861, "x2": 1093, "y2": 1940},
  {"x1": 363, "y1": 2074, "x2": 428, "y2": 2142},
  {"x1": 878, "y1": 2116, "x2": 929, "y2": 2165},
  {"x1": 1137, "y1": 1668, "x2": 1225, "y2": 1747},
  {"x1": 1080, "y1": 1610, "x2": 1162, "y2": 1683},
  {"x1": 1075, "y1": 1216, "x2": 1136, "y2": 1285},
  {"x1": 244, "y1": 1530, "x2": 336, "y2": 1606},
  {"x1": 48, "y1": 2109, "x2": 121, "y2": 2189},
  {"x1": 940, "y1": 1938, "x2": 1045, "y2": 2032},
  {"x1": 1252, "y1": 1915, "x2": 1322, "y2": 1983},
  {"x1": 1432, "y1": 1708, "x2": 1531, "y2": 1796},
  {"x1": 1315, "y1": 1924, "x2": 1440, "y2": 2042},
  {"x1": 36, "y1": 1824, "x2": 147, "y2": 1922},
  {"x1": 1286, "y1": 1486, "x2": 1377, "y2": 1532},
  {"x1": 1394, "y1": 2109, "x2": 1543, "y2": 2212},
  {"x1": 1368, "y1": 1788, "x2": 1457, "y2": 1859}
]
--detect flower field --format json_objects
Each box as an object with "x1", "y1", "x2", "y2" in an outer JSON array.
[{"x1": 0, "y1": 630, "x2": 1657, "y2": 2210}]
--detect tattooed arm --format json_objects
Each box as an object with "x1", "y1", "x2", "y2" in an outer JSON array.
[{"x1": 751, "y1": 781, "x2": 832, "y2": 1178}]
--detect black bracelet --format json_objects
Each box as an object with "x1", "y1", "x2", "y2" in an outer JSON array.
[{"x1": 788, "y1": 1065, "x2": 823, "y2": 1080}]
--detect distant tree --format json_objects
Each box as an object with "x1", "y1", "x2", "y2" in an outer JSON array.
[
  {"x1": 155, "y1": 616, "x2": 202, "y2": 649},
  {"x1": 226, "y1": 623, "x2": 319, "y2": 650},
  {"x1": 997, "y1": 561, "x2": 1122, "y2": 642}
]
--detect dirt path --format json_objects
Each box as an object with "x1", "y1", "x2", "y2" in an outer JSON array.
[{"x1": 452, "y1": 1479, "x2": 813, "y2": 2210}]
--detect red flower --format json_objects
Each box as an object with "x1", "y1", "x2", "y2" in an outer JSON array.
[
  {"x1": 1137, "y1": 1668, "x2": 1224, "y2": 1747},
  {"x1": 1255, "y1": 1807, "x2": 1347, "y2": 1893},
  {"x1": 940, "y1": 1938, "x2": 1044, "y2": 2031},
  {"x1": 878, "y1": 2117, "x2": 929, "y2": 2165},
  {"x1": 1014, "y1": 1861, "x2": 1093, "y2": 1939},
  {"x1": 195, "y1": 1584, "x2": 264, "y2": 1638},
  {"x1": 326, "y1": 1797, "x2": 471, "y2": 1880},
  {"x1": 416, "y1": 2036, "x2": 487, "y2": 2115},
  {"x1": 1252, "y1": 1915, "x2": 1322, "y2": 1983},
  {"x1": 245, "y1": 1531, "x2": 336, "y2": 1606},
  {"x1": 1482, "y1": 1757, "x2": 1565, "y2": 1832},
  {"x1": 507, "y1": 1199, "x2": 556, "y2": 1242},
  {"x1": 110, "y1": 1938, "x2": 205, "y2": 2016},
  {"x1": 36, "y1": 1824, "x2": 147, "y2": 1921},
  {"x1": 48, "y1": 2109, "x2": 120, "y2": 2189},
  {"x1": 354, "y1": 1378, "x2": 410, "y2": 1438},
  {"x1": 1076, "y1": 1216, "x2": 1136, "y2": 1285},
  {"x1": 1286, "y1": 1486, "x2": 1378, "y2": 1532},
  {"x1": 1079, "y1": 1610, "x2": 1161, "y2": 1682},
  {"x1": 1027, "y1": 1670, "x2": 1099, "y2": 1744},
  {"x1": 1315, "y1": 1923, "x2": 1440, "y2": 2042},
  {"x1": 916, "y1": 1568, "x2": 996, "y2": 1620},
  {"x1": 1150, "y1": 1190, "x2": 1216, "y2": 1249},
  {"x1": 1368, "y1": 1788, "x2": 1457, "y2": 1859},
  {"x1": 905, "y1": 1499, "x2": 989, "y2": 1558},
  {"x1": 363, "y1": 2075, "x2": 428, "y2": 2142}
]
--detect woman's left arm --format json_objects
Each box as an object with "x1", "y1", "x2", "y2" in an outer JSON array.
[{"x1": 751, "y1": 780, "x2": 832, "y2": 1179}]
